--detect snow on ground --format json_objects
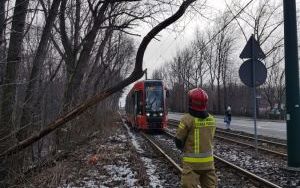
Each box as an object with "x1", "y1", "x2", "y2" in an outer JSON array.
[
  {"x1": 140, "y1": 157, "x2": 165, "y2": 188},
  {"x1": 123, "y1": 124, "x2": 143, "y2": 153},
  {"x1": 58, "y1": 130, "x2": 145, "y2": 188},
  {"x1": 123, "y1": 123, "x2": 165, "y2": 188},
  {"x1": 103, "y1": 164, "x2": 137, "y2": 187},
  {"x1": 23, "y1": 118, "x2": 171, "y2": 188}
]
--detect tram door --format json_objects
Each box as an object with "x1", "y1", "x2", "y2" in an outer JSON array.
[
  {"x1": 134, "y1": 91, "x2": 143, "y2": 127},
  {"x1": 134, "y1": 91, "x2": 142, "y2": 115},
  {"x1": 134, "y1": 92, "x2": 137, "y2": 117}
]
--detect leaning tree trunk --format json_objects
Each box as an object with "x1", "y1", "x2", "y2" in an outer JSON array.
[{"x1": 0, "y1": 0, "x2": 197, "y2": 159}]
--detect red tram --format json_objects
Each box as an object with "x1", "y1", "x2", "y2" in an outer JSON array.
[{"x1": 125, "y1": 80, "x2": 168, "y2": 130}]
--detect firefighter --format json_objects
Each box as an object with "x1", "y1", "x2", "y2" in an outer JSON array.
[{"x1": 175, "y1": 88, "x2": 217, "y2": 188}]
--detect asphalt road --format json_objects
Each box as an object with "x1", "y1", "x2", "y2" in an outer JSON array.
[{"x1": 168, "y1": 112, "x2": 287, "y2": 140}]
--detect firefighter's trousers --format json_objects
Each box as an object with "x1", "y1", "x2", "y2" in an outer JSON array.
[{"x1": 181, "y1": 168, "x2": 217, "y2": 188}]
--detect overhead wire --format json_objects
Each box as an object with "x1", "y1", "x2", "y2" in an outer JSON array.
[
  {"x1": 154, "y1": 16, "x2": 195, "y2": 62},
  {"x1": 202, "y1": 0, "x2": 255, "y2": 48},
  {"x1": 152, "y1": 0, "x2": 256, "y2": 67}
]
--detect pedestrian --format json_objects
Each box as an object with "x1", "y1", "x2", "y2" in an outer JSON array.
[
  {"x1": 224, "y1": 105, "x2": 232, "y2": 130},
  {"x1": 174, "y1": 88, "x2": 217, "y2": 188}
]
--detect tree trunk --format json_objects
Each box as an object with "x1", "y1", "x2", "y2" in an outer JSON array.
[
  {"x1": 0, "y1": 0, "x2": 29, "y2": 185},
  {"x1": 62, "y1": 1, "x2": 110, "y2": 109},
  {"x1": 0, "y1": 0, "x2": 6, "y2": 86},
  {"x1": 19, "y1": 0, "x2": 61, "y2": 141},
  {"x1": 0, "y1": 0, "x2": 197, "y2": 159}
]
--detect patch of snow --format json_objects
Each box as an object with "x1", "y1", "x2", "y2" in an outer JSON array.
[
  {"x1": 123, "y1": 123, "x2": 165, "y2": 188},
  {"x1": 103, "y1": 164, "x2": 137, "y2": 187},
  {"x1": 141, "y1": 157, "x2": 165, "y2": 188},
  {"x1": 123, "y1": 124, "x2": 143, "y2": 153},
  {"x1": 59, "y1": 169, "x2": 110, "y2": 188},
  {"x1": 229, "y1": 154, "x2": 238, "y2": 161},
  {"x1": 119, "y1": 134, "x2": 127, "y2": 140},
  {"x1": 83, "y1": 180, "x2": 97, "y2": 187}
]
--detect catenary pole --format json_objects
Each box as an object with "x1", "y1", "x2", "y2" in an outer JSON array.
[{"x1": 283, "y1": 0, "x2": 300, "y2": 168}]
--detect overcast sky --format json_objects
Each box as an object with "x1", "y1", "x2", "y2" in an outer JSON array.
[{"x1": 142, "y1": 0, "x2": 229, "y2": 76}]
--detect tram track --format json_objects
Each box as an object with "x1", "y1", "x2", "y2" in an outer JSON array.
[
  {"x1": 168, "y1": 119, "x2": 287, "y2": 157},
  {"x1": 141, "y1": 132, "x2": 182, "y2": 172},
  {"x1": 141, "y1": 130, "x2": 282, "y2": 188},
  {"x1": 166, "y1": 119, "x2": 300, "y2": 187}
]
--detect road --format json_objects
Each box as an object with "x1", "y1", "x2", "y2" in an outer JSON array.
[{"x1": 168, "y1": 112, "x2": 287, "y2": 140}]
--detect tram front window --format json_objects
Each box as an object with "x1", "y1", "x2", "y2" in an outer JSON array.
[{"x1": 145, "y1": 85, "x2": 163, "y2": 114}]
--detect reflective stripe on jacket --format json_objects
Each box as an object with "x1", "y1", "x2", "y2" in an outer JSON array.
[{"x1": 176, "y1": 113, "x2": 216, "y2": 170}]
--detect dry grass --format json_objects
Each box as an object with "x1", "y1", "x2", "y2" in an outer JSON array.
[
  {"x1": 10, "y1": 109, "x2": 120, "y2": 187},
  {"x1": 127, "y1": 143, "x2": 149, "y2": 186},
  {"x1": 11, "y1": 111, "x2": 153, "y2": 187}
]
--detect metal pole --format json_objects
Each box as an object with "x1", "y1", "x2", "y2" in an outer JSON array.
[
  {"x1": 145, "y1": 68, "x2": 148, "y2": 80},
  {"x1": 251, "y1": 34, "x2": 258, "y2": 156},
  {"x1": 283, "y1": 0, "x2": 300, "y2": 168}
]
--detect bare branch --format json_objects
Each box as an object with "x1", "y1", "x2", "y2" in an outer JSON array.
[{"x1": 0, "y1": 0, "x2": 197, "y2": 158}]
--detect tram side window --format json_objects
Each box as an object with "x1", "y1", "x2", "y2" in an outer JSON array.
[
  {"x1": 131, "y1": 94, "x2": 135, "y2": 114},
  {"x1": 136, "y1": 91, "x2": 143, "y2": 115},
  {"x1": 134, "y1": 91, "x2": 143, "y2": 115}
]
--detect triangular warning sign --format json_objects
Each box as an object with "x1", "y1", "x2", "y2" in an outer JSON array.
[{"x1": 239, "y1": 35, "x2": 266, "y2": 59}]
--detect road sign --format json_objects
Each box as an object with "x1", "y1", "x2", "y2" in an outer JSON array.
[
  {"x1": 239, "y1": 35, "x2": 267, "y2": 157},
  {"x1": 239, "y1": 59, "x2": 267, "y2": 87},
  {"x1": 240, "y1": 35, "x2": 266, "y2": 59}
]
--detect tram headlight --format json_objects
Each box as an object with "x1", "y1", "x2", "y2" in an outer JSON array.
[
  {"x1": 146, "y1": 113, "x2": 150, "y2": 117},
  {"x1": 159, "y1": 112, "x2": 163, "y2": 116}
]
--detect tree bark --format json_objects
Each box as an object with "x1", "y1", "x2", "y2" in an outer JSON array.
[
  {"x1": 0, "y1": 0, "x2": 29, "y2": 185},
  {"x1": 0, "y1": 0, "x2": 6, "y2": 85},
  {"x1": 62, "y1": 1, "x2": 110, "y2": 109},
  {"x1": 0, "y1": 0, "x2": 197, "y2": 158},
  {"x1": 19, "y1": 0, "x2": 61, "y2": 141}
]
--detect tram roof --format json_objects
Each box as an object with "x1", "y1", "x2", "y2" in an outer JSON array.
[{"x1": 127, "y1": 79, "x2": 164, "y2": 96}]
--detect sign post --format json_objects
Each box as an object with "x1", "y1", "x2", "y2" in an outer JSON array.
[
  {"x1": 251, "y1": 36, "x2": 258, "y2": 156},
  {"x1": 239, "y1": 35, "x2": 266, "y2": 156},
  {"x1": 283, "y1": 0, "x2": 300, "y2": 168}
]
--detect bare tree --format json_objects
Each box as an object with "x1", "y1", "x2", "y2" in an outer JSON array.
[
  {"x1": 168, "y1": 49, "x2": 191, "y2": 112},
  {"x1": 212, "y1": 12, "x2": 235, "y2": 113},
  {"x1": 0, "y1": 0, "x2": 30, "y2": 185},
  {"x1": 192, "y1": 29, "x2": 210, "y2": 87},
  {"x1": 229, "y1": 0, "x2": 285, "y2": 115},
  {"x1": 262, "y1": 47, "x2": 285, "y2": 114},
  {"x1": 19, "y1": 0, "x2": 61, "y2": 141},
  {"x1": 58, "y1": 0, "x2": 156, "y2": 109},
  {"x1": 0, "y1": 0, "x2": 197, "y2": 163},
  {"x1": 152, "y1": 66, "x2": 168, "y2": 80}
]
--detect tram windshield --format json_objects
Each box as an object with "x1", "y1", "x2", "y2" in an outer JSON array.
[{"x1": 145, "y1": 85, "x2": 163, "y2": 112}]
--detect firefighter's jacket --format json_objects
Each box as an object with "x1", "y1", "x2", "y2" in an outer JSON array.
[{"x1": 176, "y1": 113, "x2": 216, "y2": 170}]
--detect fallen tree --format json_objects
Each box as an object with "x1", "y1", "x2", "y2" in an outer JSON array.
[{"x1": 0, "y1": 0, "x2": 197, "y2": 158}]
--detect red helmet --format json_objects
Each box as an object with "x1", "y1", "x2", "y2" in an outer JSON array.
[{"x1": 188, "y1": 88, "x2": 208, "y2": 111}]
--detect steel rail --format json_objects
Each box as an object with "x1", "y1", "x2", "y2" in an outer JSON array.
[
  {"x1": 168, "y1": 120, "x2": 287, "y2": 157},
  {"x1": 141, "y1": 132, "x2": 182, "y2": 172},
  {"x1": 214, "y1": 155, "x2": 282, "y2": 188},
  {"x1": 216, "y1": 129, "x2": 287, "y2": 147},
  {"x1": 164, "y1": 131, "x2": 282, "y2": 188},
  {"x1": 168, "y1": 120, "x2": 286, "y2": 148},
  {"x1": 215, "y1": 135, "x2": 287, "y2": 157},
  {"x1": 164, "y1": 130, "x2": 176, "y2": 138},
  {"x1": 119, "y1": 114, "x2": 182, "y2": 172},
  {"x1": 120, "y1": 115, "x2": 282, "y2": 188}
]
